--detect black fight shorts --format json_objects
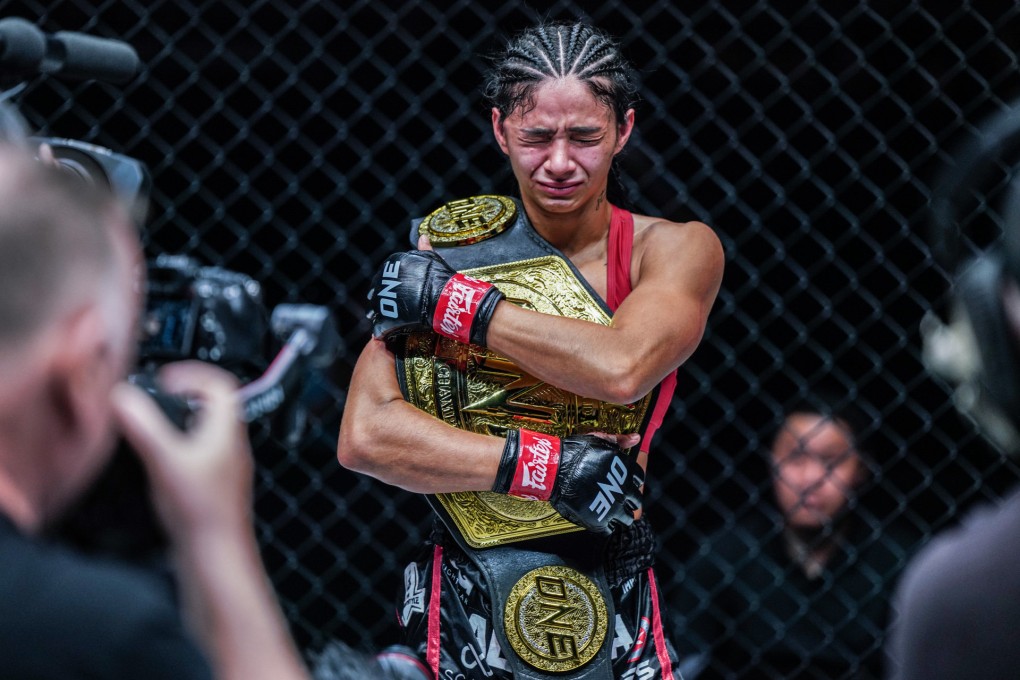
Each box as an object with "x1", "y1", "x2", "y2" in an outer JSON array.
[{"x1": 397, "y1": 518, "x2": 681, "y2": 680}]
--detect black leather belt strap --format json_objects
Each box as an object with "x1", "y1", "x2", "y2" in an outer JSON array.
[{"x1": 427, "y1": 496, "x2": 616, "y2": 679}]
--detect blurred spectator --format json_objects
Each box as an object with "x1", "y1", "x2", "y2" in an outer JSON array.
[{"x1": 669, "y1": 390, "x2": 920, "y2": 679}]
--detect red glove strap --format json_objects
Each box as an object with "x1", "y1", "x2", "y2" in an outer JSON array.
[
  {"x1": 432, "y1": 273, "x2": 493, "y2": 343},
  {"x1": 508, "y1": 429, "x2": 561, "y2": 501}
]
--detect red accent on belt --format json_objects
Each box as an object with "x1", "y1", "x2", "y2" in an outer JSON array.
[{"x1": 426, "y1": 544, "x2": 443, "y2": 677}]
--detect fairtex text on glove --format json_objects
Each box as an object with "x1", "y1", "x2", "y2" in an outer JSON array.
[
  {"x1": 367, "y1": 250, "x2": 504, "y2": 345},
  {"x1": 493, "y1": 428, "x2": 644, "y2": 535}
]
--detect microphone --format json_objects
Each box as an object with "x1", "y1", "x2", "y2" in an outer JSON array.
[
  {"x1": 0, "y1": 17, "x2": 139, "y2": 84},
  {"x1": 0, "y1": 18, "x2": 45, "y2": 72},
  {"x1": 48, "y1": 30, "x2": 140, "y2": 84}
]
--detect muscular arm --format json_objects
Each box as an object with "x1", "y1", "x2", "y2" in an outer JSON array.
[
  {"x1": 337, "y1": 338, "x2": 504, "y2": 493},
  {"x1": 347, "y1": 219, "x2": 718, "y2": 493},
  {"x1": 485, "y1": 219, "x2": 724, "y2": 404}
]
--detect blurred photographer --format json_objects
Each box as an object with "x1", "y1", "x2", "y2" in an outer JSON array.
[
  {"x1": 886, "y1": 105, "x2": 1020, "y2": 679},
  {"x1": 0, "y1": 143, "x2": 309, "y2": 679}
]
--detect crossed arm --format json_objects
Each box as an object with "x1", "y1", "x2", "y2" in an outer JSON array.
[
  {"x1": 338, "y1": 218, "x2": 724, "y2": 491},
  {"x1": 484, "y1": 219, "x2": 724, "y2": 404}
]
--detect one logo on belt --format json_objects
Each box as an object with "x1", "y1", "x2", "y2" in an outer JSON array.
[
  {"x1": 418, "y1": 195, "x2": 517, "y2": 247},
  {"x1": 503, "y1": 565, "x2": 608, "y2": 673}
]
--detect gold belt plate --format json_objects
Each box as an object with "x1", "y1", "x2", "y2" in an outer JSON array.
[
  {"x1": 418, "y1": 195, "x2": 517, "y2": 246},
  {"x1": 503, "y1": 565, "x2": 609, "y2": 672},
  {"x1": 401, "y1": 256, "x2": 651, "y2": 548}
]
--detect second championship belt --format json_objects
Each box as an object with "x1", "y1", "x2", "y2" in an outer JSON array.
[{"x1": 397, "y1": 195, "x2": 652, "y2": 548}]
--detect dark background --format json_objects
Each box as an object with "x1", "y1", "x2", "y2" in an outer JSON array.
[{"x1": 4, "y1": 0, "x2": 1020, "y2": 671}]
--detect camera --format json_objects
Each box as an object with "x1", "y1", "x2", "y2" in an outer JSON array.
[
  {"x1": 1, "y1": 34, "x2": 340, "y2": 561},
  {"x1": 61, "y1": 243, "x2": 339, "y2": 562},
  {"x1": 134, "y1": 252, "x2": 340, "y2": 439},
  {"x1": 47, "y1": 147, "x2": 340, "y2": 562}
]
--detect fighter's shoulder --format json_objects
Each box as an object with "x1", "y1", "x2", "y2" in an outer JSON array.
[
  {"x1": 633, "y1": 214, "x2": 719, "y2": 248},
  {"x1": 632, "y1": 214, "x2": 724, "y2": 270}
]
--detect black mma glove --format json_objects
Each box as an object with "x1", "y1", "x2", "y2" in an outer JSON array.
[
  {"x1": 492, "y1": 428, "x2": 644, "y2": 535},
  {"x1": 367, "y1": 250, "x2": 504, "y2": 345}
]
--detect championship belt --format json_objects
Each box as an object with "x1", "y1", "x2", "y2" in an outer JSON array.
[
  {"x1": 401, "y1": 196, "x2": 653, "y2": 548},
  {"x1": 393, "y1": 196, "x2": 654, "y2": 678}
]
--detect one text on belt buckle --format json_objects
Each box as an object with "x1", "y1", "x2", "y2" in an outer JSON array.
[
  {"x1": 401, "y1": 256, "x2": 651, "y2": 548},
  {"x1": 418, "y1": 195, "x2": 516, "y2": 247},
  {"x1": 503, "y1": 565, "x2": 609, "y2": 673}
]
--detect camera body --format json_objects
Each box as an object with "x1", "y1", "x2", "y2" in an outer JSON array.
[{"x1": 141, "y1": 254, "x2": 271, "y2": 376}]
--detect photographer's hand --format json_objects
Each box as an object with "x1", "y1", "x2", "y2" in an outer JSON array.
[
  {"x1": 111, "y1": 361, "x2": 309, "y2": 680},
  {"x1": 112, "y1": 361, "x2": 250, "y2": 534}
]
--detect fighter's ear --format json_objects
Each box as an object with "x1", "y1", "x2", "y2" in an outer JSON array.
[
  {"x1": 492, "y1": 108, "x2": 510, "y2": 155},
  {"x1": 614, "y1": 108, "x2": 635, "y2": 155}
]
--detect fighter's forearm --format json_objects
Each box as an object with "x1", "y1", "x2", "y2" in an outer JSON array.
[
  {"x1": 484, "y1": 302, "x2": 700, "y2": 405},
  {"x1": 337, "y1": 340, "x2": 503, "y2": 493},
  {"x1": 338, "y1": 397, "x2": 504, "y2": 493}
]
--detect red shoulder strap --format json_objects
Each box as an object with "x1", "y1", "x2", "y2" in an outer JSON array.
[
  {"x1": 607, "y1": 205, "x2": 634, "y2": 311},
  {"x1": 606, "y1": 205, "x2": 677, "y2": 454}
]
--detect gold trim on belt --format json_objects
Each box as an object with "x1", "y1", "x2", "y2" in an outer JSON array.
[{"x1": 401, "y1": 256, "x2": 651, "y2": 548}]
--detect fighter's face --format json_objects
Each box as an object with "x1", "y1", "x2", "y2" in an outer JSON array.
[
  {"x1": 492, "y1": 77, "x2": 634, "y2": 216},
  {"x1": 770, "y1": 413, "x2": 864, "y2": 530}
]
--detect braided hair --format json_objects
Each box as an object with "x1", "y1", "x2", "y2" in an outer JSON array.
[{"x1": 484, "y1": 22, "x2": 639, "y2": 123}]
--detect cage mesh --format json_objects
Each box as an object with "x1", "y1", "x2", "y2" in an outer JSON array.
[{"x1": 5, "y1": 1, "x2": 1020, "y2": 676}]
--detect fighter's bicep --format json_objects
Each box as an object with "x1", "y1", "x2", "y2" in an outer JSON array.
[
  {"x1": 338, "y1": 339, "x2": 411, "y2": 466},
  {"x1": 610, "y1": 281, "x2": 710, "y2": 362},
  {"x1": 611, "y1": 222, "x2": 724, "y2": 360}
]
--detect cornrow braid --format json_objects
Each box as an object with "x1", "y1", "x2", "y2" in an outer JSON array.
[{"x1": 484, "y1": 21, "x2": 639, "y2": 123}]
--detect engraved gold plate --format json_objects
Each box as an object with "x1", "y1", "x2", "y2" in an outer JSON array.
[
  {"x1": 418, "y1": 195, "x2": 517, "y2": 246},
  {"x1": 503, "y1": 565, "x2": 608, "y2": 673},
  {"x1": 401, "y1": 256, "x2": 652, "y2": 548}
]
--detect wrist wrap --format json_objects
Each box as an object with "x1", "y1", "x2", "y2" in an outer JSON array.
[
  {"x1": 494, "y1": 429, "x2": 561, "y2": 502},
  {"x1": 432, "y1": 273, "x2": 497, "y2": 344}
]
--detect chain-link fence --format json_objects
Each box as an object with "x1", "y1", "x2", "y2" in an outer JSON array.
[{"x1": 6, "y1": 0, "x2": 1020, "y2": 676}]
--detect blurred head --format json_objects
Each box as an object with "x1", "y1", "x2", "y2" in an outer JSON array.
[
  {"x1": 0, "y1": 146, "x2": 142, "y2": 528},
  {"x1": 770, "y1": 407, "x2": 868, "y2": 532}
]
